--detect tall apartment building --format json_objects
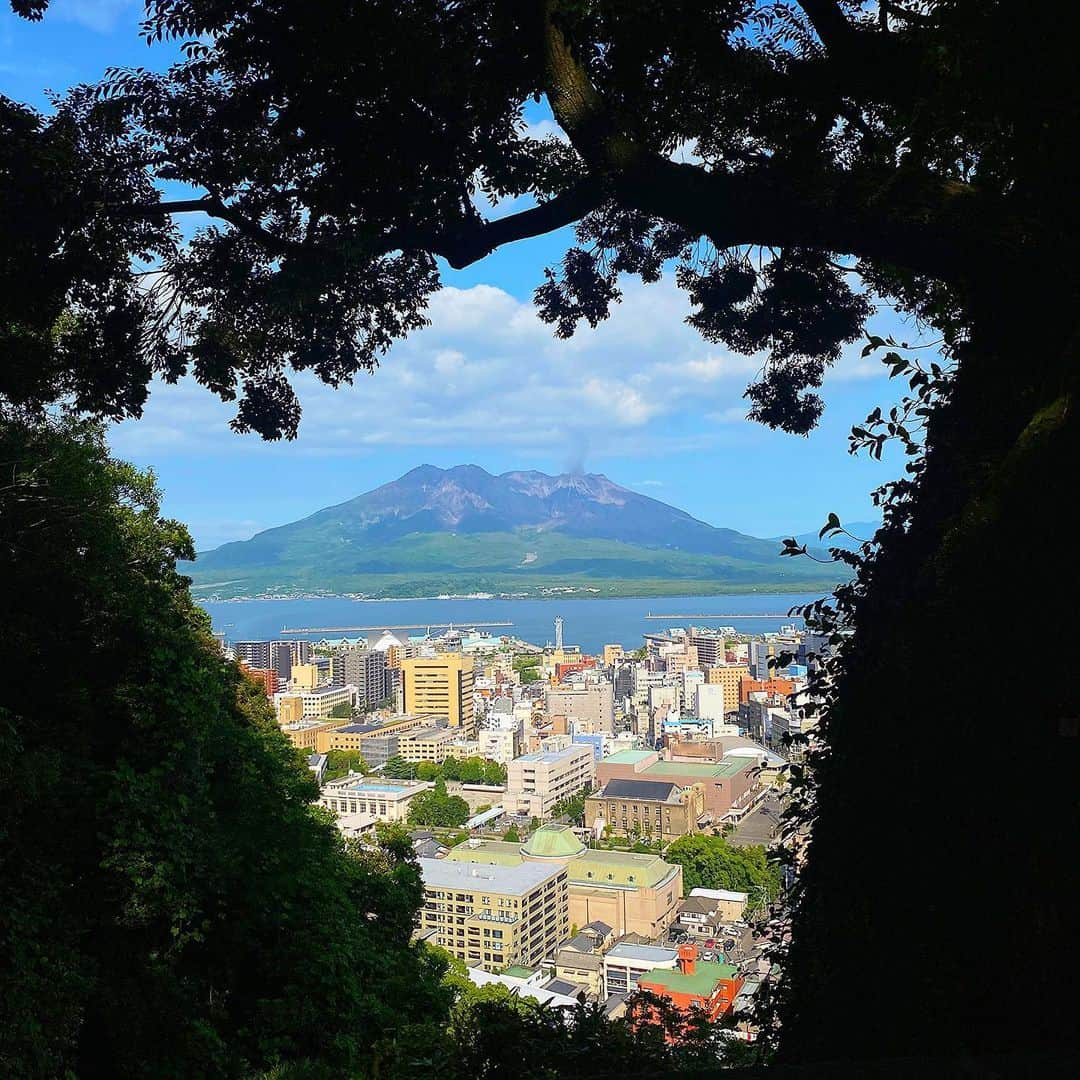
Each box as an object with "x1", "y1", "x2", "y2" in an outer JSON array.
[
  {"x1": 505, "y1": 743, "x2": 596, "y2": 818},
  {"x1": 234, "y1": 640, "x2": 272, "y2": 669},
  {"x1": 545, "y1": 682, "x2": 614, "y2": 734},
  {"x1": 331, "y1": 645, "x2": 388, "y2": 708},
  {"x1": 235, "y1": 640, "x2": 311, "y2": 681},
  {"x1": 417, "y1": 858, "x2": 570, "y2": 971},
  {"x1": 704, "y1": 664, "x2": 749, "y2": 714},
  {"x1": 689, "y1": 631, "x2": 725, "y2": 668},
  {"x1": 401, "y1": 653, "x2": 476, "y2": 738}
]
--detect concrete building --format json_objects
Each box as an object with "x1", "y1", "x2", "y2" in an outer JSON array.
[
  {"x1": 401, "y1": 653, "x2": 476, "y2": 738},
  {"x1": 319, "y1": 776, "x2": 433, "y2": 822},
  {"x1": 446, "y1": 825, "x2": 682, "y2": 940},
  {"x1": 597, "y1": 749, "x2": 757, "y2": 821},
  {"x1": 586, "y1": 778, "x2": 706, "y2": 840},
  {"x1": 417, "y1": 857, "x2": 569, "y2": 971},
  {"x1": 398, "y1": 725, "x2": 457, "y2": 764},
  {"x1": 603, "y1": 942, "x2": 679, "y2": 996},
  {"x1": 331, "y1": 645, "x2": 389, "y2": 708},
  {"x1": 704, "y1": 664, "x2": 749, "y2": 712},
  {"x1": 505, "y1": 743, "x2": 596, "y2": 818},
  {"x1": 688, "y1": 631, "x2": 725, "y2": 668},
  {"x1": 276, "y1": 683, "x2": 355, "y2": 721},
  {"x1": 695, "y1": 683, "x2": 727, "y2": 723},
  {"x1": 637, "y1": 943, "x2": 744, "y2": 1023},
  {"x1": 689, "y1": 887, "x2": 749, "y2": 924},
  {"x1": 290, "y1": 663, "x2": 321, "y2": 690},
  {"x1": 602, "y1": 644, "x2": 625, "y2": 667},
  {"x1": 280, "y1": 718, "x2": 345, "y2": 751},
  {"x1": 477, "y1": 724, "x2": 522, "y2": 765},
  {"x1": 545, "y1": 683, "x2": 615, "y2": 734}
]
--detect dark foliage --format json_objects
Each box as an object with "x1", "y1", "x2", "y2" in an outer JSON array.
[
  {"x1": 3, "y1": 0, "x2": 1080, "y2": 1069},
  {"x1": 0, "y1": 414, "x2": 450, "y2": 1076}
]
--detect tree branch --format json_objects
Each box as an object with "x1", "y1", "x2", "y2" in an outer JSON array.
[
  {"x1": 797, "y1": 0, "x2": 857, "y2": 51},
  {"x1": 415, "y1": 181, "x2": 608, "y2": 269}
]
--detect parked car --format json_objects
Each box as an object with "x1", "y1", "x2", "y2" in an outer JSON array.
[
  {"x1": 723, "y1": 938, "x2": 737, "y2": 952},
  {"x1": 702, "y1": 951, "x2": 716, "y2": 962}
]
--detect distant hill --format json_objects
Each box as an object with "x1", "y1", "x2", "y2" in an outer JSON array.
[{"x1": 185, "y1": 465, "x2": 847, "y2": 598}]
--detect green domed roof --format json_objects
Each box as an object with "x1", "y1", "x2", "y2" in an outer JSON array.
[{"x1": 521, "y1": 824, "x2": 586, "y2": 860}]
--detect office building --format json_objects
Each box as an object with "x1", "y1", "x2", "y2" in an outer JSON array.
[
  {"x1": 446, "y1": 825, "x2": 682, "y2": 940},
  {"x1": 401, "y1": 653, "x2": 476, "y2": 738},
  {"x1": 398, "y1": 725, "x2": 457, "y2": 764},
  {"x1": 417, "y1": 857, "x2": 569, "y2": 971},
  {"x1": 505, "y1": 743, "x2": 595, "y2": 818},
  {"x1": 545, "y1": 682, "x2": 614, "y2": 734}
]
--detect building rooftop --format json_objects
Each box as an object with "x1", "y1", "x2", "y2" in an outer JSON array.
[
  {"x1": 637, "y1": 959, "x2": 739, "y2": 998},
  {"x1": 419, "y1": 857, "x2": 564, "y2": 896},
  {"x1": 445, "y1": 840, "x2": 523, "y2": 867},
  {"x1": 336, "y1": 723, "x2": 380, "y2": 734},
  {"x1": 642, "y1": 759, "x2": 748, "y2": 779},
  {"x1": 606, "y1": 943, "x2": 678, "y2": 964},
  {"x1": 602, "y1": 749, "x2": 656, "y2": 765},
  {"x1": 521, "y1": 824, "x2": 587, "y2": 860},
  {"x1": 598, "y1": 778, "x2": 682, "y2": 803},
  {"x1": 515, "y1": 744, "x2": 592, "y2": 764},
  {"x1": 445, "y1": 838, "x2": 680, "y2": 890}
]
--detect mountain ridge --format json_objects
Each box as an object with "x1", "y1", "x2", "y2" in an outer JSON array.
[{"x1": 187, "y1": 465, "x2": 845, "y2": 598}]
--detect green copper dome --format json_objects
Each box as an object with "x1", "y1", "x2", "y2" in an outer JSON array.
[{"x1": 520, "y1": 824, "x2": 587, "y2": 861}]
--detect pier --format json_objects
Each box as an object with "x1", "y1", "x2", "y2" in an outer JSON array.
[{"x1": 278, "y1": 621, "x2": 513, "y2": 634}]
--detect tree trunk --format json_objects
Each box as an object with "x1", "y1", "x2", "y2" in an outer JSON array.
[{"x1": 780, "y1": 288, "x2": 1080, "y2": 1060}]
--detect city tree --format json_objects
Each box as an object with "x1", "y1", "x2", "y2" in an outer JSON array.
[{"x1": 2, "y1": 0, "x2": 1077, "y2": 1064}]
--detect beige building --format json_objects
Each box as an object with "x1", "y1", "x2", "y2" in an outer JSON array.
[
  {"x1": 704, "y1": 664, "x2": 749, "y2": 712},
  {"x1": 602, "y1": 644, "x2": 625, "y2": 667},
  {"x1": 447, "y1": 826, "x2": 683, "y2": 940},
  {"x1": 290, "y1": 663, "x2": 321, "y2": 690},
  {"x1": 417, "y1": 857, "x2": 569, "y2": 971},
  {"x1": 586, "y1": 779, "x2": 706, "y2": 841},
  {"x1": 276, "y1": 683, "x2": 354, "y2": 720},
  {"x1": 280, "y1": 718, "x2": 345, "y2": 751},
  {"x1": 545, "y1": 683, "x2": 615, "y2": 734},
  {"x1": 401, "y1": 654, "x2": 476, "y2": 738},
  {"x1": 319, "y1": 775, "x2": 432, "y2": 823},
  {"x1": 477, "y1": 725, "x2": 521, "y2": 765},
  {"x1": 398, "y1": 725, "x2": 457, "y2": 763},
  {"x1": 506, "y1": 743, "x2": 596, "y2": 818}
]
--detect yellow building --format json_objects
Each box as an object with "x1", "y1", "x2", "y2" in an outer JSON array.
[
  {"x1": 446, "y1": 826, "x2": 683, "y2": 941},
  {"x1": 603, "y1": 644, "x2": 625, "y2": 667},
  {"x1": 280, "y1": 718, "x2": 345, "y2": 750},
  {"x1": 417, "y1": 857, "x2": 569, "y2": 971},
  {"x1": 704, "y1": 664, "x2": 749, "y2": 713},
  {"x1": 401, "y1": 654, "x2": 476, "y2": 738},
  {"x1": 291, "y1": 663, "x2": 321, "y2": 689},
  {"x1": 276, "y1": 695, "x2": 305, "y2": 724}
]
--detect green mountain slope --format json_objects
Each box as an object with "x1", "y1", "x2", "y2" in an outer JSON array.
[{"x1": 186, "y1": 466, "x2": 846, "y2": 598}]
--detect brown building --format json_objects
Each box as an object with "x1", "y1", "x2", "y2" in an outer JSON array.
[
  {"x1": 597, "y1": 749, "x2": 757, "y2": 820},
  {"x1": 586, "y1": 778, "x2": 706, "y2": 841}
]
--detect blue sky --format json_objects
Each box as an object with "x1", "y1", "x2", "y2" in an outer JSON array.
[{"x1": 2, "y1": 3, "x2": 933, "y2": 548}]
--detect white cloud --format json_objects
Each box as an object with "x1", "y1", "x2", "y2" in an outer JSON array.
[
  {"x1": 635, "y1": 479, "x2": 663, "y2": 488},
  {"x1": 107, "y1": 277, "x2": 786, "y2": 462}
]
